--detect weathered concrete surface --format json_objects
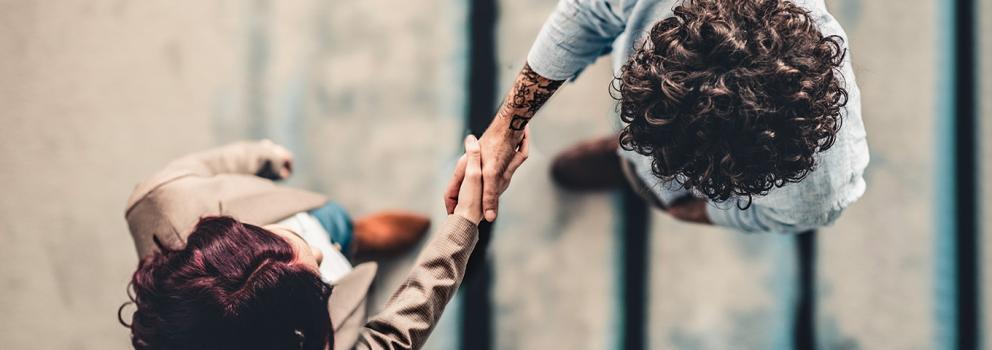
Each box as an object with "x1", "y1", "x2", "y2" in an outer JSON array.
[
  {"x1": 0, "y1": 1, "x2": 465, "y2": 349},
  {"x1": 251, "y1": 0, "x2": 466, "y2": 311},
  {"x1": 237, "y1": 2, "x2": 468, "y2": 349},
  {"x1": 492, "y1": 1, "x2": 619, "y2": 348},
  {"x1": 648, "y1": 217, "x2": 797, "y2": 350},
  {"x1": 0, "y1": 2, "x2": 240, "y2": 349},
  {"x1": 817, "y1": 0, "x2": 939, "y2": 349}
]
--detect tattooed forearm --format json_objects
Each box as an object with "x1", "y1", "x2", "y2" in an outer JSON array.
[{"x1": 499, "y1": 63, "x2": 564, "y2": 131}]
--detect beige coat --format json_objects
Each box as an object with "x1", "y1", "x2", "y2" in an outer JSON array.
[{"x1": 125, "y1": 141, "x2": 478, "y2": 350}]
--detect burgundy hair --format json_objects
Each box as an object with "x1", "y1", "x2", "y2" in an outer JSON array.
[{"x1": 120, "y1": 216, "x2": 333, "y2": 350}]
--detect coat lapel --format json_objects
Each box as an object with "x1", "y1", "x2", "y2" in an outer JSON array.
[
  {"x1": 328, "y1": 262, "x2": 377, "y2": 350},
  {"x1": 329, "y1": 262, "x2": 377, "y2": 329}
]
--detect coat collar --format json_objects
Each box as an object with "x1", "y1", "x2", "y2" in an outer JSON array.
[{"x1": 328, "y1": 262, "x2": 378, "y2": 331}]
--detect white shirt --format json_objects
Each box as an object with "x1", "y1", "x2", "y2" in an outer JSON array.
[{"x1": 276, "y1": 212, "x2": 353, "y2": 283}]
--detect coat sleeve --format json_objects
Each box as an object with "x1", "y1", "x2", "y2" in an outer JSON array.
[
  {"x1": 126, "y1": 141, "x2": 290, "y2": 212},
  {"x1": 354, "y1": 215, "x2": 479, "y2": 350},
  {"x1": 160, "y1": 140, "x2": 290, "y2": 178},
  {"x1": 124, "y1": 140, "x2": 292, "y2": 257}
]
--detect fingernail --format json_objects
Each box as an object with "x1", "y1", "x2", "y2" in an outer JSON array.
[{"x1": 485, "y1": 209, "x2": 496, "y2": 221}]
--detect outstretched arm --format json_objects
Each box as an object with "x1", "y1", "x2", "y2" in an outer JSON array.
[
  {"x1": 446, "y1": 0, "x2": 629, "y2": 222},
  {"x1": 163, "y1": 140, "x2": 294, "y2": 179},
  {"x1": 360, "y1": 135, "x2": 526, "y2": 349},
  {"x1": 444, "y1": 64, "x2": 560, "y2": 222},
  {"x1": 493, "y1": 63, "x2": 565, "y2": 133}
]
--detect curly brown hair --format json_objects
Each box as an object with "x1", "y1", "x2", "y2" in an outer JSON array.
[{"x1": 616, "y1": 0, "x2": 848, "y2": 207}]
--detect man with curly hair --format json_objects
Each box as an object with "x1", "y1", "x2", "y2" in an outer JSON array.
[{"x1": 445, "y1": 0, "x2": 869, "y2": 234}]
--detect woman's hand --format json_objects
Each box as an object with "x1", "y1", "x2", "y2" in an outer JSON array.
[
  {"x1": 256, "y1": 139, "x2": 294, "y2": 180},
  {"x1": 445, "y1": 128, "x2": 530, "y2": 223},
  {"x1": 450, "y1": 135, "x2": 485, "y2": 224},
  {"x1": 453, "y1": 135, "x2": 482, "y2": 225}
]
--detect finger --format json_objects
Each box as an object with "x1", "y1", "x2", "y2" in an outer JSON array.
[
  {"x1": 455, "y1": 135, "x2": 485, "y2": 222},
  {"x1": 483, "y1": 191, "x2": 499, "y2": 222},
  {"x1": 464, "y1": 134, "x2": 482, "y2": 171},
  {"x1": 506, "y1": 126, "x2": 531, "y2": 176},
  {"x1": 482, "y1": 167, "x2": 500, "y2": 222},
  {"x1": 462, "y1": 135, "x2": 483, "y2": 193},
  {"x1": 444, "y1": 154, "x2": 468, "y2": 214}
]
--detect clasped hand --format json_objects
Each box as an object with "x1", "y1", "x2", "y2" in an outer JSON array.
[{"x1": 445, "y1": 127, "x2": 530, "y2": 223}]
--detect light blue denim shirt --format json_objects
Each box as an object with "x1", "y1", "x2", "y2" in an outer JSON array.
[{"x1": 527, "y1": 0, "x2": 870, "y2": 233}]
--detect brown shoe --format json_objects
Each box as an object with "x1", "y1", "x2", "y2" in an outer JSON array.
[
  {"x1": 353, "y1": 211, "x2": 430, "y2": 256},
  {"x1": 551, "y1": 135, "x2": 624, "y2": 191}
]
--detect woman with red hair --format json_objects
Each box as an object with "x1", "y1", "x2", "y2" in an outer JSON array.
[{"x1": 120, "y1": 134, "x2": 527, "y2": 350}]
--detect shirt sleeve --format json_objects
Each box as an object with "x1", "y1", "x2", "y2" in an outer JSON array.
[{"x1": 526, "y1": 0, "x2": 629, "y2": 80}]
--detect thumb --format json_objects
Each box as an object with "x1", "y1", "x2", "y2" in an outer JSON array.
[
  {"x1": 455, "y1": 135, "x2": 485, "y2": 223},
  {"x1": 462, "y1": 135, "x2": 483, "y2": 196},
  {"x1": 465, "y1": 134, "x2": 481, "y2": 167}
]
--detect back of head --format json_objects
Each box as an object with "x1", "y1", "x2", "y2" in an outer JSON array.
[
  {"x1": 121, "y1": 216, "x2": 333, "y2": 350},
  {"x1": 617, "y1": 0, "x2": 848, "y2": 206}
]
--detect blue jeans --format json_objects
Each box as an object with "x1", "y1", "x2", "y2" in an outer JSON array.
[{"x1": 308, "y1": 202, "x2": 354, "y2": 255}]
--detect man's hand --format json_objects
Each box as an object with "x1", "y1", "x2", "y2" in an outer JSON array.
[
  {"x1": 444, "y1": 63, "x2": 562, "y2": 222},
  {"x1": 665, "y1": 198, "x2": 712, "y2": 224},
  {"x1": 445, "y1": 128, "x2": 530, "y2": 221}
]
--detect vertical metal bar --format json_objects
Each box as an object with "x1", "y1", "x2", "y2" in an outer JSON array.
[
  {"x1": 937, "y1": 0, "x2": 979, "y2": 348},
  {"x1": 954, "y1": 0, "x2": 980, "y2": 348},
  {"x1": 936, "y1": 0, "x2": 959, "y2": 348},
  {"x1": 461, "y1": 0, "x2": 498, "y2": 348},
  {"x1": 794, "y1": 231, "x2": 817, "y2": 350},
  {"x1": 619, "y1": 185, "x2": 649, "y2": 350}
]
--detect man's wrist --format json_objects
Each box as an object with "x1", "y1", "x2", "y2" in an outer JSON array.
[{"x1": 494, "y1": 110, "x2": 528, "y2": 138}]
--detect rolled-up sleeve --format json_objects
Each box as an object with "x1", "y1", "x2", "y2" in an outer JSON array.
[
  {"x1": 706, "y1": 202, "x2": 844, "y2": 234},
  {"x1": 527, "y1": 0, "x2": 628, "y2": 80}
]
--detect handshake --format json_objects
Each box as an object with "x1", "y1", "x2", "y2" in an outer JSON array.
[
  {"x1": 444, "y1": 127, "x2": 531, "y2": 224},
  {"x1": 252, "y1": 126, "x2": 532, "y2": 226}
]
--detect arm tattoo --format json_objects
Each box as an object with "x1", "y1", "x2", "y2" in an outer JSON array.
[{"x1": 501, "y1": 63, "x2": 564, "y2": 131}]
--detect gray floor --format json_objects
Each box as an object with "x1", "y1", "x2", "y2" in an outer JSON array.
[{"x1": 0, "y1": 1, "x2": 988, "y2": 349}]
